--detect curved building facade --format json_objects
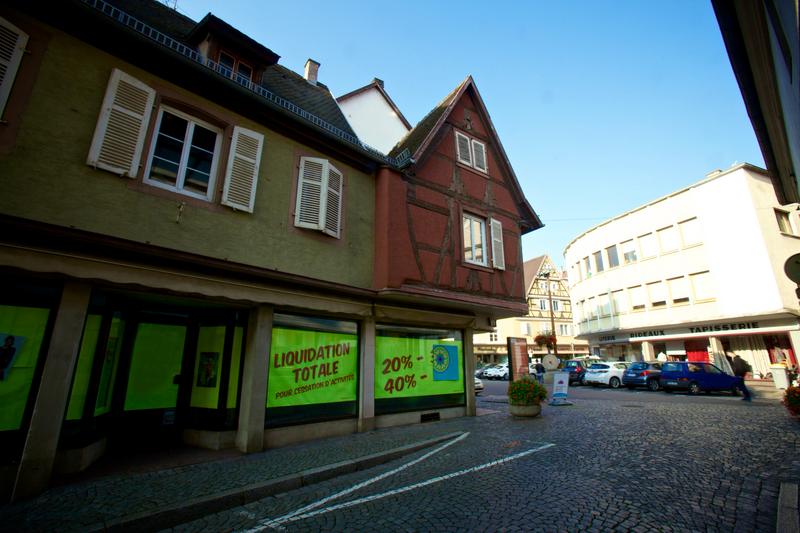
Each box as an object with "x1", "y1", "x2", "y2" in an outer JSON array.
[{"x1": 564, "y1": 163, "x2": 800, "y2": 376}]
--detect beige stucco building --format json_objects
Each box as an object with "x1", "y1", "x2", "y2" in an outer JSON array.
[{"x1": 473, "y1": 255, "x2": 589, "y2": 364}]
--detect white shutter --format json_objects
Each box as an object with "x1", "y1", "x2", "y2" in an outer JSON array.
[
  {"x1": 0, "y1": 16, "x2": 28, "y2": 119},
  {"x1": 472, "y1": 139, "x2": 488, "y2": 172},
  {"x1": 323, "y1": 164, "x2": 343, "y2": 238},
  {"x1": 294, "y1": 157, "x2": 327, "y2": 230},
  {"x1": 455, "y1": 131, "x2": 472, "y2": 166},
  {"x1": 490, "y1": 217, "x2": 505, "y2": 270},
  {"x1": 87, "y1": 69, "x2": 155, "y2": 177},
  {"x1": 221, "y1": 126, "x2": 263, "y2": 213}
]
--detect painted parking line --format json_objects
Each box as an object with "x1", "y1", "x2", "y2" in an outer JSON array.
[{"x1": 241, "y1": 437, "x2": 554, "y2": 532}]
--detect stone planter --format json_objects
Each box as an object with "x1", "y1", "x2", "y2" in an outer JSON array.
[{"x1": 509, "y1": 403, "x2": 541, "y2": 417}]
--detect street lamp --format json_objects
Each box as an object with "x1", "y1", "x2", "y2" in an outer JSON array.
[{"x1": 540, "y1": 271, "x2": 559, "y2": 358}]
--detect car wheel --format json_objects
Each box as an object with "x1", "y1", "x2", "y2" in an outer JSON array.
[
  {"x1": 688, "y1": 381, "x2": 700, "y2": 395},
  {"x1": 579, "y1": 376, "x2": 586, "y2": 386},
  {"x1": 609, "y1": 377, "x2": 620, "y2": 389},
  {"x1": 647, "y1": 379, "x2": 659, "y2": 392}
]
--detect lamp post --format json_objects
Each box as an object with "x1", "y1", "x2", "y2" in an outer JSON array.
[{"x1": 541, "y1": 271, "x2": 559, "y2": 358}]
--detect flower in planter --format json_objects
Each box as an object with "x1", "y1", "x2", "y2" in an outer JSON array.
[
  {"x1": 507, "y1": 376, "x2": 548, "y2": 406},
  {"x1": 533, "y1": 334, "x2": 557, "y2": 349},
  {"x1": 784, "y1": 385, "x2": 800, "y2": 417}
]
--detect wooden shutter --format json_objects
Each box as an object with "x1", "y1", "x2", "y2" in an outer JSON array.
[
  {"x1": 0, "y1": 16, "x2": 28, "y2": 119},
  {"x1": 455, "y1": 131, "x2": 472, "y2": 166},
  {"x1": 323, "y1": 164, "x2": 343, "y2": 238},
  {"x1": 295, "y1": 157, "x2": 327, "y2": 230},
  {"x1": 472, "y1": 139, "x2": 488, "y2": 172},
  {"x1": 87, "y1": 69, "x2": 155, "y2": 177},
  {"x1": 221, "y1": 126, "x2": 263, "y2": 213},
  {"x1": 490, "y1": 218, "x2": 505, "y2": 270}
]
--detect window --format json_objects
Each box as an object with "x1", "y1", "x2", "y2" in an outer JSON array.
[
  {"x1": 295, "y1": 157, "x2": 344, "y2": 238},
  {"x1": 629, "y1": 285, "x2": 645, "y2": 311},
  {"x1": 621, "y1": 239, "x2": 637, "y2": 264},
  {"x1": 775, "y1": 209, "x2": 797, "y2": 235},
  {"x1": 455, "y1": 131, "x2": 488, "y2": 173},
  {"x1": 606, "y1": 245, "x2": 619, "y2": 268},
  {"x1": 552, "y1": 300, "x2": 560, "y2": 312},
  {"x1": 598, "y1": 293, "x2": 611, "y2": 316},
  {"x1": 463, "y1": 214, "x2": 504, "y2": 269},
  {"x1": 539, "y1": 299, "x2": 547, "y2": 310},
  {"x1": 611, "y1": 290, "x2": 626, "y2": 314},
  {"x1": 521, "y1": 323, "x2": 532, "y2": 335},
  {"x1": 639, "y1": 233, "x2": 657, "y2": 259},
  {"x1": 218, "y1": 50, "x2": 253, "y2": 83},
  {"x1": 594, "y1": 250, "x2": 605, "y2": 272},
  {"x1": 678, "y1": 218, "x2": 701, "y2": 246},
  {"x1": 690, "y1": 271, "x2": 714, "y2": 301},
  {"x1": 575, "y1": 301, "x2": 584, "y2": 322},
  {"x1": 668, "y1": 276, "x2": 689, "y2": 304},
  {"x1": 647, "y1": 281, "x2": 667, "y2": 307},
  {"x1": 87, "y1": 69, "x2": 263, "y2": 211},
  {"x1": 489, "y1": 332, "x2": 498, "y2": 342},
  {"x1": 657, "y1": 225, "x2": 679, "y2": 253},
  {"x1": 583, "y1": 256, "x2": 592, "y2": 278},
  {"x1": 144, "y1": 107, "x2": 222, "y2": 200},
  {"x1": 587, "y1": 297, "x2": 596, "y2": 319},
  {"x1": 572, "y1": 263, "x2": 582, "y2": 283},
  {"x1": 0, "y1": 16, "x2": 28, "y2": 119}
]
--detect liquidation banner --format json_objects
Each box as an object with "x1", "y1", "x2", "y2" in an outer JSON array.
[
  {"x1": 267, "y1": 327, "x2": 358, "y2": 408},
  {"x1": 374, "y1": 336, "x2": 464, "y2": 399}
]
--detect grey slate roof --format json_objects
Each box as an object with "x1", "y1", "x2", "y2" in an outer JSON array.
[{"x1": 104, "y1": 0, "x2": 356, "y2": 138}]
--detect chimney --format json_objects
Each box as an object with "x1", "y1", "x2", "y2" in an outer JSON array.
[{"x1": 304, "y1": 59, "x2": 320, "y2": 85}]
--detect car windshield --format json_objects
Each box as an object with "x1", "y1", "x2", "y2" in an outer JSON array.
[
  {"x1": 565, "y1": 361, "x2": 579, "y2": 367},
  {"x1": 590, "y1": 363, "x2": 609, "y2": 369},
  {"x1": 629, "y1": 362, "x2": 648, "y2": 370},
  {"x1": 662, "y1": 362, "x2": 682, "y2": 372}
]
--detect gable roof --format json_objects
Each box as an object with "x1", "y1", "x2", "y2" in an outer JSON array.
[
  {"x1": 390, "y1": 76, "x2": 543, "y2": 234},
  {"x1": 523, "y1": 255, "x2": 547, "y2": 293},
  {"x1": 337, "y1": 78, "x2": 412, "y2": 130}
]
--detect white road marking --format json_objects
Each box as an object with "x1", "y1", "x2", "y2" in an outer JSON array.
[
  {"x1": 241, "y1": 432, "x2": 470, "y2": 532},
  {"x1": 241, "y1": 439, "x2": 554, "y2": 532}
]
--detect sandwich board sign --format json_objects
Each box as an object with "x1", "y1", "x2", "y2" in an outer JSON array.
[{"x1": 549, "y1": 371, "x2": 572, "y2": 406}]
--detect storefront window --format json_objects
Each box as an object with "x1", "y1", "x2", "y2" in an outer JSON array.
[
  {"x1": 375, "y1": 325, "x2": 464, "y2": 415},
  {"x1": 266, "y1": 314, "x2": 358, "y2": 427}
]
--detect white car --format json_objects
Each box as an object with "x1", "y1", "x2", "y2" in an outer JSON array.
[
  {"x1": 483, "y1": 363, "x2": 509, "y2": 380},
  {"x1": 474, "y1": 377, "x2": 484, "y2": 394},
  {"x1": 584, "y1": 362, "x2": 630, "y2": 388}
]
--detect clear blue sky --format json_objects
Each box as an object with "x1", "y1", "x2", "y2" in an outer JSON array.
[{"x1": 176, "y1": 0, "x2": 764, "y2": 269}]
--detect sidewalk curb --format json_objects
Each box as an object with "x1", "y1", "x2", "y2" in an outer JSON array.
[
  {"x1": 777, "y1": 482, "x2": 799, "y2": 533},
  {"x1": 90, "y1": 431, "x2": 465, "y2": 532}
]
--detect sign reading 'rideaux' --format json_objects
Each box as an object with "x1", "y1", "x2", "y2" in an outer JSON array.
[
  {"x1": 267, "y1": 327, "x2": 358, "y2": 408},
  {"x1": 374, "y1": 336, "x2": 464, "y2": 399}
]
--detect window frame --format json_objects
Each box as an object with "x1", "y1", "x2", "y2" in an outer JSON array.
[
  {"x1": 462, "y1": 213, "x2": 488, "y2": 266},
  {"x1": 142, "y1": 105, "x2": 223, "y2": 202},
  {"x1": 775, "y1": 208, "x2": 797, "y2": 236},
  {"x1": 621, "y1": 239, "x2": 637, "y2": 264},
  {"x1": 606, "y1": 244, "x2": 620, "y2": 268},
  {"x1": 454, "y1": 130, "x2": 489, "y2": 174}
]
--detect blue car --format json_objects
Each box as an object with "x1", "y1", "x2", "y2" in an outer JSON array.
[
  {"x1": 622, "y1": 361, "x2": 662, "y2": 391},
  {"x1": 659, "y1": 361, "x2": 744, "y2": 395}
]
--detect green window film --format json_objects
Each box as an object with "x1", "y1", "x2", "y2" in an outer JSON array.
[
  {"x1": 0, "y1": 305, "x2": 50, "y2": 431},
  {"x1": 190, "y1": 326, "x2": 226, "y2": 409},
  {"x1": 375, "y1": 328, "x2": 464, "y2": 400},
  {"x1": 124, "y1": 323, "x2": 186, "y2": 411},
  {"x1": 227, "y1": 326, "x2": 243, "y2": 408},
  {"x1": 267, "y1": 326, "x2": 358, "y2": 408},
  {"x1": 94, "y1": 316, "x2": 124, "y2": 416},
  {"x1": 65, "y1": 314, "x2": 102, "y2": 420}
]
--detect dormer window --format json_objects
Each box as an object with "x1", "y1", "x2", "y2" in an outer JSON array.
[
  {"x1": 454, "y1": 131, "x2": 488, "y2": 174},
  {"x1": 218, "y1": 50, "x2": 253, "y2": 83}
]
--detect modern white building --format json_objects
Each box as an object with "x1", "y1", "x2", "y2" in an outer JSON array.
[{"x1": 564, "y1": 163, "x2": 800, "y2": 378}]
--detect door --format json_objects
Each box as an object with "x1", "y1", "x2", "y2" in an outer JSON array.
[{"x1": 684, "y1": 339, "x2": 709, "y2": 362}]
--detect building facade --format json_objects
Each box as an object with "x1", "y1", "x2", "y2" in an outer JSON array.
[
  {"x1": 565, "y1": 164, "x2": 800, "y2": 375},
  {"x1": 474, "y1": 255, "x2": 589, "y2": 364},
  {"x1": 0, "y1": 0, "x2": 540, "y2": 501},
  {"x1": 336, "y1": 78, "x2": 411, "y2": 154}
]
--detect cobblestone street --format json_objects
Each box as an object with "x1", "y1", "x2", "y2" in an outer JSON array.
[{"x1": 169, "y1": 391, "x2": 800, "y2": 532}]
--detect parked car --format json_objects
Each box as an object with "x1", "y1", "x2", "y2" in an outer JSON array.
[
  {"x1": 563, "y1": 359, "x2": 590, "y2": 385},
  {"x1": 659, "y1": 361, "x2": 745, "y2": 395},
  {"x1": 474, "y1": 377, "x2": 484, "y2": 395},
  {"x1": 483, "y1": 363, "x2": 508, "y2": 380},
  {"x1": 623, "y1": 361, "x2": 663, "y2": 391},
  {"x1": 584, "y1": 362, "x2": 629, "y2": 388},
  {"x1": 475, "y1": 365, "x2": 493, "y2": 379}
]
